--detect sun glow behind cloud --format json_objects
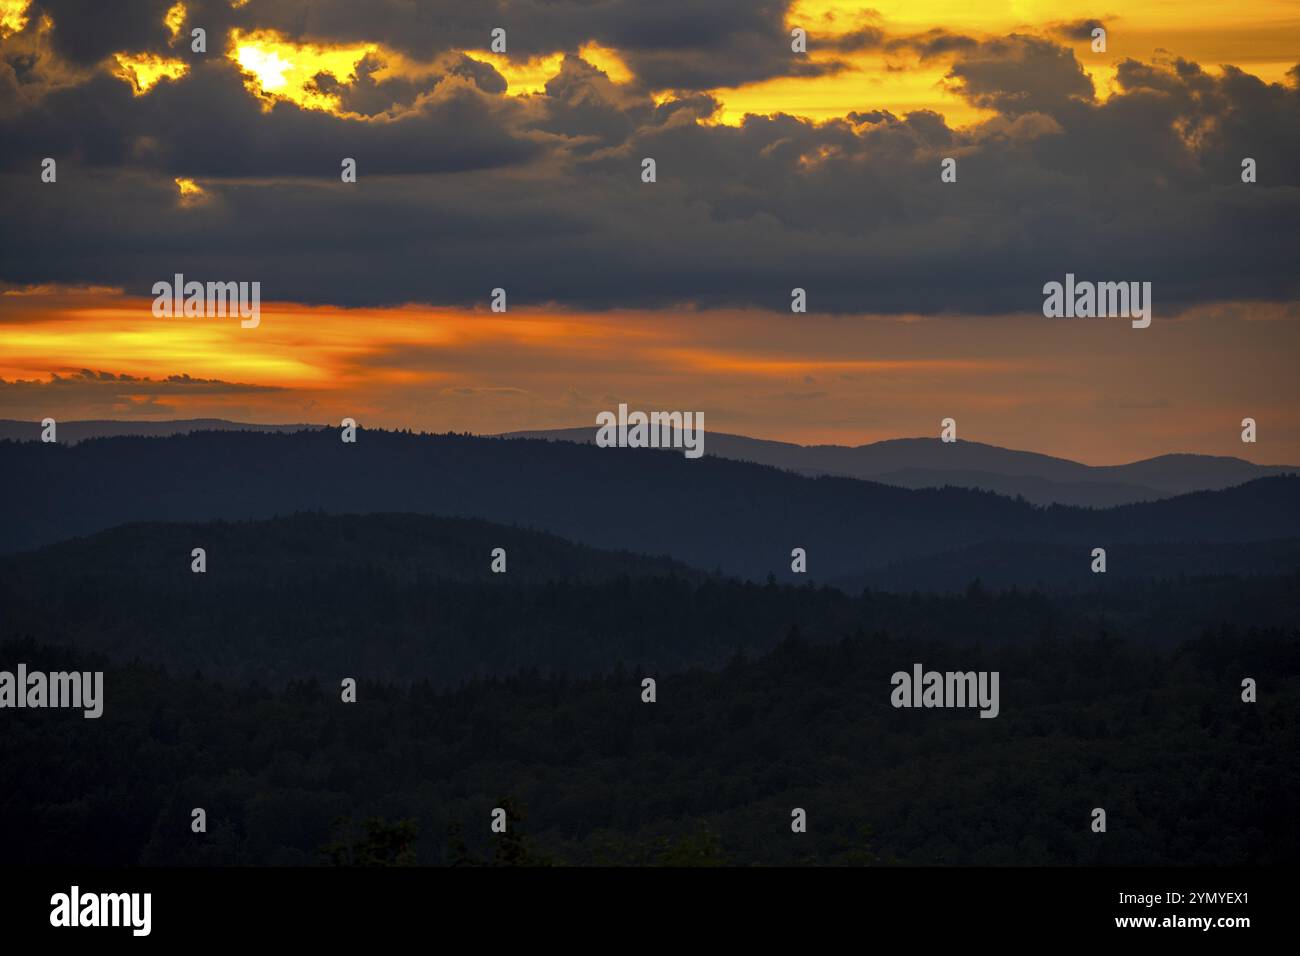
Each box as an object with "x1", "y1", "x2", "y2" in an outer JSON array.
[
  {"x1": 229, "y1": 28, "x2": 380, "y2": 112},
  {"x1": 224, "y1": 29, "x2": 639, "y2": 116},
  {"x1": 214, "y1": 24, "x2": 990, "y2": 128},
  {"x1": 9, "y1": 0, "x2": 1296, "y2": 127},
  {"x1": 474, "y1": 50, "x2": 567, "y2": 95},
  {"x1": 577, "y1": 42, "x2": 635, "y2": 85},
  {"x1": 220, "y1": 24, "x2": 987, "y2": 126},
  {"x1": 0, "y1": 0, "x2": 29, "y2": 38},
  {"x1": 712, "y1": 51, "x2": 999, "y2": 128},
  {"x1": 112, "y1": 52, "x2": 189, "y2": 94},
  {"x1": 164, "y1": 1, "x2": 186, "y2": 42},
  {"x1": 192, "y1": 3, "x2": 1298, "y2": 130},
  {"x1": 791, "y1": 0, "x2": 1300, "y2": 93},
  {"x1": 716, "y1": 0, "x2": 1300, "y2": 126},
  {"x1": 173, "y1": 177, "x2": 208, "y2": 206}
]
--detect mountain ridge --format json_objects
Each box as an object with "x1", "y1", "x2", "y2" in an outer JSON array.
[
  {"x1": 503, "y1": 426, "x2": 1297, "y2": 505},
  {"x1": 3, "y1": 428, "x2": 1297, "y2": 588}
]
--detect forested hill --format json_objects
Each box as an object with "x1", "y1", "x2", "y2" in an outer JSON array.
[
  {"x1": 2, "y1": 429, "x2": 1298, "y2": 589},
  {"x1": 3, "y1": 512, "x2": 1298, "y2": 686},
  {"x1": 2, "y1": 509, "x2": 1296, "y2": 866},
  {"x1": 7, "y1": 511, "x2": 697, "y2": 584},
  {"x1": 2, "y1": 625, "x2": 1295, "y2": 866}
]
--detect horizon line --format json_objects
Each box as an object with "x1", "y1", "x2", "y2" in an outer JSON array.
[{"x1": 2, "y1": 417, "x2": 1295, "y2": 471}]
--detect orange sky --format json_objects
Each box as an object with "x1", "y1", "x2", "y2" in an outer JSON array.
[
  {"x1": 2, "y1": 291, "x2": 1296, "y2": 465},
  {"x1": 721, "y1": 0, "x2": 1300, "y2": 124}
]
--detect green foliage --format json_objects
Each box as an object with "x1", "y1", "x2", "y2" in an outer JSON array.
[{"x1": 442, "y1": 798, "x2": 556, "y2": 867}]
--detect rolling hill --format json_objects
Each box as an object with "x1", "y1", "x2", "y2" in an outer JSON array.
[
  {"x1": 504, "y1": 427, "x2": 1297, "y2": 506},
  {"x1": 2, "y1": 428, "x2": 1298, "y2": 590}
]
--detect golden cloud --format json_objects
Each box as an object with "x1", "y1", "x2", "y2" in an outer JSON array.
[{"x1": 112, "y1": 52, "x2": 189, "y2": 94}]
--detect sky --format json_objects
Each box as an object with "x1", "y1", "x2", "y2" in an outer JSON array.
[{"x1": 0, "y1": 0, "x2": 1297, "y2": 464}]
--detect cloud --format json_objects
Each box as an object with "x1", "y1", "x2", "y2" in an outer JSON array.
[
  {"x1": 1047, "y1": 20, "x2": 1108, "y2": 43},
  {"x1": 29, "y1": 0, "x2": 177, "y2": 67},
  {"x1": 227, "y1": 0, "x2": 817, "y2": 90},
  {"x1": 0, "y1": 367, "x2": 282, "y2": 416},
  {"x1": 1, "y1": 281, "x2": 123, "y2": 296},
  {"x1": 889, "y1": 29, "x2": 979, "y2": 61},
  {"x1": 943, "y1": 34, "x2": 1095, "y2": 114},
  {"x1": 0, "y1": 7, "x2": 1297, "y2": 316},
  {"x1": 2, "y1": 368, "x2": 281, "y2": 391}
]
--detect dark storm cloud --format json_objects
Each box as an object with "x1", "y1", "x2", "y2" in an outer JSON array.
[
  {"x1": 0, "y1": 58, "x2": 549, "y2": 176},
  {"x1": 944, "y1": 34, "x2": 1095, "y2": 114},
  {"x1": 28, "y1": 0, "x2": 177, "y2": 66},
  {"x1": 534, "y1": 56, "x2": 658, "y2": 152},
  {"x1": 0, "y1": 9, "x2": 1297, "y2": 316}
]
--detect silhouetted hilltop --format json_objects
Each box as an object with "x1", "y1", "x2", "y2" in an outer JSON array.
[
  {"x1": 506, "y1": 426, "x2": 1298, "y2": 506},
  {"x1": 5, "y1": 419, "x2": 1293, "y2": 506},
  {"x1": 0, "y1": 418, "x2": 318, "y2": 443}
]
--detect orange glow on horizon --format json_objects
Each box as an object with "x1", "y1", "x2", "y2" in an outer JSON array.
[{"x1": 3, "y1": 293, "x2": 1297, "y2": 465}]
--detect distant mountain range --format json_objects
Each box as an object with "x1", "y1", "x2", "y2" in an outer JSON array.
[
  {"x1": 4, "y1": 419, "x2": 1292, "y2": 507},
  {"x1": 504, "y1": 427, "x2": 1298, "y2": 507},
  {"x1": 3, "y1": 427, "x2": 1297, "y2": 591}
]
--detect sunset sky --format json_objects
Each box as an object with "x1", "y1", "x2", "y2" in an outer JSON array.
[{"x1": 1, "y1": 0, "x2": 1297, "y2": 463}]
